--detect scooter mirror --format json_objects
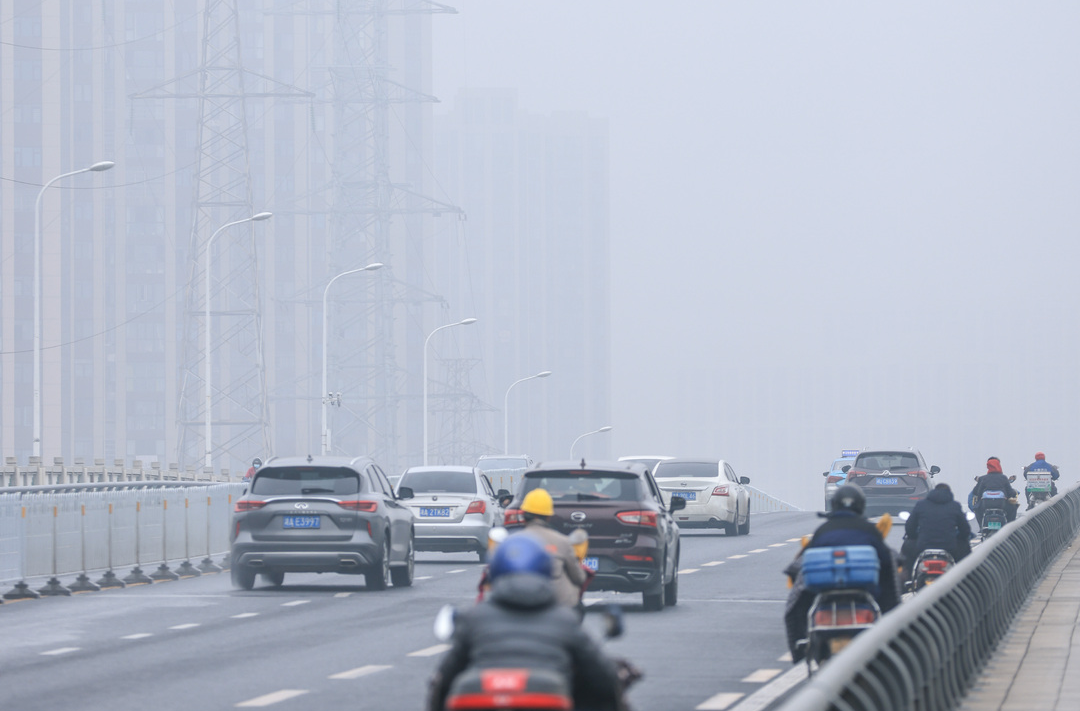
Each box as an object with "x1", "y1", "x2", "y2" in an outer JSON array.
[
  {"x1": 1008, "y1": 475, "x2": 1017, "y2": 482},
  {"x1": 966, "y1": 511, "x2": 977, "y2": 521},
  {"x1": 434, "y1": 604, "x2": 457, "y2": 642},
  {"x1": 568, "y1": 529, "x2": 588, "y2": 546},
  {"x1": 898, "y1": 511, "x2": 910, "y2": 521}
]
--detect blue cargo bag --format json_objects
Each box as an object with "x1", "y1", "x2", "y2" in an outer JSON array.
[{"x1": 801, "y1": 545, "x2": 880, "y2": 591}]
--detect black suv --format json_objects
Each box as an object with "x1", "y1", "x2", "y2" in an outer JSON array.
[
  {"x1": 843, "y1": 449, "x2": 940, "y2": 515},
  {"x1": 231, "y1": 455, "x2": 415, "y2": 590},
  {"x1": 502, "y1": 460, "x2": 685, "y2": 611}
]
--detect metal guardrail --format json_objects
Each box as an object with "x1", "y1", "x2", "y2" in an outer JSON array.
[
  {"x1": 1, "y1": 458, "x2": 233, "y2": 487},
  {"x1": 775, "y1": 483, "x2": 1080, "y2": 711},
  {"x1": 0, "y1": 483, "x2": 245, "y2": 600},
  {"x1": 746, "y1": 485, "x2": 802, "y2": 512}
]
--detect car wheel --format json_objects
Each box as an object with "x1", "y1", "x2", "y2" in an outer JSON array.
[
  {"x1": 642, "y1": 581, "x2": 665, "y2": 611},
  {"x1": 738, "y1": 502, "x2": 751, "y2": 535},
  {"x1": 261, "y1": 571, "x2": 285, "y2": 587},
  {"x1": 725, "y1": 504, "x2": 740, "y2": 536},
  {"x1": 664, "y1": 553, "x2": 679, "y2": 607},
  {"x1": 366, "y1": 537, "x2": 391, "y2": 591},
  {"x1": 477, "y1": 546, "x2": 488, "y2": 564},
  {"x1": 231, "y1": 565, "x2": 255, "y2": 591},
  {"x1": 391, "y1": 537, "x2": 415, "y2": 588}
]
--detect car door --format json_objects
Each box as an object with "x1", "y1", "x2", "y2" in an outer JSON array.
[
  {"x1": 725, "y1": 464, "x2": 749, "y2": 519},
  {"x1": 645, "y1": 471, "x2": 680, "y2": 577},
  {"x1": 479, "y1": 473, "x2": 503, "y2": 526},
  {"x1": 370, "y1": 465, "x2": 412, "y2": 562}
]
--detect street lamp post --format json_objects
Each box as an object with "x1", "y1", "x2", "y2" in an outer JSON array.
[
  {"x1": 503, "y1": 370, "x2": 552, "y2": 455},
  {"x1": 423, "y1": 317, "x2": 477, "y2": 466},
  {"x1": 321, "y1": 262, "x2": 384, "y2": 455},
  {"x1": 204, "y1": 212, "x2": 272, "y2": 468},
  {"x1": 33, "y1": 160, "x2": 114, "y2": 459},
  {"x1": 570, "y1": 425, "x2": 613, "y2": 460}
]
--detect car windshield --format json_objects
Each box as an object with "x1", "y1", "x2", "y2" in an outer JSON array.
[
  {"x1": 854, "y1": 452, "x2": 921, "y2": 472},
  {"x1": 522, "y1": 471, "x2": 641, "y2": 501},
  {"x1": 621, "y1": 458, "x2": 664, "y2": 470},
  {"x1": 477, "y1": 458, "x2": 528, "y2": 471},
  {"x1": 251, "y1": 466, "x2": 362, "y2": 496},
  {"x1": 399, "y1": 470, "x2": 476, "y2": 494},
  {"x1": 653, "y1": 462, "x2": 717, "y2": 479}
]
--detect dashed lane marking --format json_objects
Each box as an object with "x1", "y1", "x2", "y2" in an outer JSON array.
[
  {"x1": 741, "y1": 669, "x2": 781, "y2": 683},
  {"x1": 679, "y1": 568, "x2": 700, "y2": 574},
  {"x1": 728, "y1": 554, "x2": 748, "y2": 559},
  {"x1": 408, "y1": 644, "x2": 451, "y2": 657},
  {"x1": 329, "y1": 664, "x2": 393, "y2": 680},
  {"x1": 768, "y1": 543, "x2": 787, "y2": 548},
  {"x1": 121, "y1": 633, "x2": 153, "y2": 640},
  {"x1": 749, "y1": 549, "x2": 768, "y2": 553},
  {"x1": 41, "y1": 648, "x2": 80, "y2": 656},
  {"x1": 727, "y1": 664, "x2": 808, "y2": 711},
  {"x1": 695, "y1": 692, "x2": 745, "y2": 710},
  {"x1": 785, "y1": 538, "x2": 803, "y2": 543},
  {"x1": 231, "y1": 613, "x2": 259, "y2": 619},
  {"x1": 415, "y1": 576, "x2": 433, "y2": 580},
  {"x1": 446, "y1": 569, "x2": 466, "y2": 574},
  {"x1": 777, "y1": 652, "x2": 792, "y2": 662},
  {"x1": 169, "y1": 623, "x2": 200, "y2": 630},
  {"x1": 236, "y1": 690, "x2": 309, "y2": 707},
  {"x1": 334, "y1": 592, "x2": 352, "y2": 598},
  {"x1": 702, "y1": 561, "x2": 725, "y2": 567},
  {"x1": 281, "y1": 600, "x2": 310, "y2": 607}
]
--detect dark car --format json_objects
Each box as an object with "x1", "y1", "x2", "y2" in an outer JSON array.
[
  {"x1": 843, "y1": 449, "x2": 940, "y2": 515},
  {"x1": 501, "y1": 460, "x2": 685, "y2": 611},
  {"x1": 231, "y1": 455, "x2": 415, "y2": 591}
]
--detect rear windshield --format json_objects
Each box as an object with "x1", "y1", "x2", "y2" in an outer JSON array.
[
  {"x1": 522, "y1": 472, "x2": 641, "y2": 502},
  {"x1": 477, "y1": 458, "x2": 528, "y2": 471},
  {"x1": 653, "y1": 462, "x2": 718, "y2": 479},
  {"x1": 399, "y1": 470, "x2": 476, "y2": 494},
  {"x1": 251, "y1": 466, "x2": 362, "y2": 496},
  {"x1": 853, "y1": 452, "x2": 920, "y2": 472}
]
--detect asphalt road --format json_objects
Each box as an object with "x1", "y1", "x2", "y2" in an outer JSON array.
[{"x1": 1, "y1": 511, "x2": 830, "y2": 711}]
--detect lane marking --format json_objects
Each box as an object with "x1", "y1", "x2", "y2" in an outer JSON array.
[
  {"x1": 446, "y1": 569, "x2": 466, "y2": 574},
  {"x1": 121, "y1": 633, "x2": 153, "y2": 640},
  {"x1": 334, "y1": 592, "x2": 352, "y2": 598},
  {"x1": 768, "y1": 543, "x2": 787, "y2": 548},
  {"x1": 679, "y1": 568, "x2": 700, "y2": 574},
  {"x1": 696, "y1": 692, "x2": 745, "y2": 710},
  {"x1": 728, "y1": 664, "x2": 809, "y2": 711},
  {"x1": 169, "y1": 623, "x2": 200, "y2": 630},
  {"x1": 749, "y1": 549, "x2": 768, "y2": 553},
  {"x1": 702, "y1": 561, "x2": 725, "y2": 567},
  {"x1": 785, "y1": 538, "x2": 803, "y2": 543},
  {"x1": 236, "y1": 690, "x2": 309, "y2": 707},
  {"x1": 231, "y1": 613, "x2": 259, "y2": 619},
  {"x1": 329, "y1": 664, "x2": 393, "y2": 680},
  {"x1": 741, "y1": 668, "x2": 781, "y2": 683},
  {"x1": 281, "y1": 600, "x2": 310, "y2": 607},
  {"x1": 777, "y1": 652, "x2": 792, "y2": 662},
  {"x1": 728, "y1": 554, "x2": 748, "y2": 559},
  {"x1": 408, "y1": 644, "x2": 451, "y2": 657},
  {"x1": 41, "y1": 647, "x2": 80, "y2": 656},
  {"x1": 415, "y1": 576, "x2": 433, "y2": 580}
]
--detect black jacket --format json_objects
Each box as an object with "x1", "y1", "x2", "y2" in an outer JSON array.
[
  {"x1": 973, "y1": 471, "x2": 1017, "y2": 500},
  {"x1": 905, "y1": 487, "x2": 971, "y2": 561},
  {"x1": 427, "y1": 573, "x2": 620, "y2": 711}
]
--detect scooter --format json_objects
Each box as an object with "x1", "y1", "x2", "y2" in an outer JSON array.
[
  {"x1": 977, "y1": 491, "x2": 1009, "y2": 539},
  {"x1": 910, "y1": 549, "x2": 954, "y2": 591},
  {"x1": 1025, "y1": 472, "x2": 1053, "y2": 510}
]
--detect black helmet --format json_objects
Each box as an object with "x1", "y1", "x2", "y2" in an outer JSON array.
[{"x1": 831, "y1": 485, "x2": 866, "y2": 515}]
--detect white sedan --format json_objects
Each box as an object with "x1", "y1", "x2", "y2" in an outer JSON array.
[{"x1": 653, "y1": 458, "x2": 752, "y2": 535}]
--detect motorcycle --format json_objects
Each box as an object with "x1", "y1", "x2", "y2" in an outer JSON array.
[{"x1": 1025, "y1": 472, "x2": 1053, "y2": 510}]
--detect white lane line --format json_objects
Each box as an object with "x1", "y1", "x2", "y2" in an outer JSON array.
[
  {"x1": 679, "y1": 568, "x2": 700, "y2": 574},
  {"x1": 41, "y1": 647, "x2": 80, "y2": 656},
  {"x1": 749, "y1": 548, "x2": 768, "y2": 553},
  {"x1": 329, "y1": 664, "x2": 393, "y2": 680},
  {"x1": 728, "y1": 664, "x2": 809, "y2": 711},
  {"x1": 702, "y1": 561, "x2": 725, "y2": 567},
  {"x1": 446, "y1": 569, "x2": 466, "y2": 574},
  {"x1": 281, "y1": 600, "x2": 310, "y2": 607},
  {"x1": 408, "y1": 644, "x2": 451, "y2": 657},
  {"x1": 768, "y1": 543, "x2": 787, "y2": 548},
  {"x1": 728, "y1": 554, "x2": 748, "y2": 559},
  {"x1": 415, "y1": 576, "x2": 433, "y2": 580},
  {"x1": 334, "y1": 592, "x2": 352, "y2": 598},
  {"x1": 696, "y1": 692, "x2": 745, "y2": 710},
  {"x1": 121, "y1": 633, "x2": 153, "y2": 640},
  {"x1": 785, "y1": 538, "x2": 803, "y2": 543},
  {"x1": 236, "y1": 690, "x2": 309, "y2": 707},
  {"x1": 777, "y1": 652, "x2": 792, "y2": 662},
  {"x1": 741, "y1": 668, "x2": 781, "y2": 683},
  {"x1": 169, "y1": 623, "x2": 200, "y2": 630},
  {"x1": 231, "y1": 613, "x2": 259, "y2": 619}
]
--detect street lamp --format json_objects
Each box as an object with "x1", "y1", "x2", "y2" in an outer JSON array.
[
  {"x1": 321, "y1": 262, "x2": 384, "y2": 455},
  {"x1": 33, "y1": 160, "x2": 114, "y2": 458},
  {"x1": 204, "y1": 211, "x2": 272, "y2": 468},
  {"x1": 503, "y1": 370, "x2": 552, "y2": 455},
  {"x1": 570, "y1": 425, "x2": 613, "y2": 460},
  {"x1": 423, "y1": 317, "x2": 477, "y2": 465}
]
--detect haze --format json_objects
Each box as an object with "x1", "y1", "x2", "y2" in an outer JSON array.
[{"x1": 434, "y1": 2, "x2": 1080, "y2": 509}]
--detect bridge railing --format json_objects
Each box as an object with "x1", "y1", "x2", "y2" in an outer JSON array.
[
  {"x1": 1, "y1": 457, "x2": 233, "y2": 487},
  {"x1": 775, "y1": 483, "x2": 1080, "y2": 711},
  {"x1": 745, "y1": 485, "x2": 801, "y2": 512}
]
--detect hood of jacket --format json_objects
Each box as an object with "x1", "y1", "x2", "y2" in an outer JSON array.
[
  {"x1": 926, "y1": 487, "x2": 954, "y2": 505},
  {"x1": 489, "y1": 572, "x2": 557, "y2": 611}
]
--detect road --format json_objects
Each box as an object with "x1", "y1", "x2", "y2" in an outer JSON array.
[{"x1": 1, "y1": 512, "x2": 829, "y2": 711}]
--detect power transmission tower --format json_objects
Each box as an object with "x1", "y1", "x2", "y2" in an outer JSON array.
[{"x1": 430, "y1": 356, "x2": 493, "y2": 466}]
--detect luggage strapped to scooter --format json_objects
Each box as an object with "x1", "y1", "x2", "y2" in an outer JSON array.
[{"x1": 801, "y1": 545, "x2": 880, "y2": 592}]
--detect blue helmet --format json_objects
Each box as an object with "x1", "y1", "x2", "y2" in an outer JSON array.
[{"x1": 488, "y1": 534, "x2": 552, "y2": 582}]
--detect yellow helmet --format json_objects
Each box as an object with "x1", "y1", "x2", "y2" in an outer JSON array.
[{"x1": 521, "y1": 488, "x2": 554, "y2": 517}]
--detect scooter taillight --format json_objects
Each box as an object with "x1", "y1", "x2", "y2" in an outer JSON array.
[
  {"x1": 814, "y1": 607, "x2": 877, "y2": 626},
  {"x1": 921, "y1": 560, "x2": 949, "y2": 574},
  {"x1": 481, "y1": 669, "x2": 528, "y2": 692}
]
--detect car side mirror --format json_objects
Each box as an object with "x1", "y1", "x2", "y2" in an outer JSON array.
[
  {"x1": 822, "y1": 472, "x2": 829, "y2": 477},
  {"x1": 739, "y1": 476, "x2": 750, "y2": 485},
  {"x1": 397, "y1": 486, "x2": 414, "y2": 500},
  {"x1": 669, "y1": 496, "x2": 687, "y2": 512},
  {"x1": 498, "y1": 494, "x2": 514, "y2": 508},
  {"x1": 930, "y1": 465, "x2": 941, "y2": 476},
  {"x1": 496, "y1": 489, "x2": 510, "y2": 497},
  {"x1": 842, "y1": 465, "x2": 851, "y2": 473}
]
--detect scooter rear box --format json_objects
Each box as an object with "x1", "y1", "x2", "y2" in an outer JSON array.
[{"x1": 802, "y1": 545, "x2": 879, "y2": 591}]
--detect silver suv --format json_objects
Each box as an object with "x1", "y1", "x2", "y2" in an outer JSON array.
[{"x1": 231, "y1": 455, "x2": 415, "y2": 590}]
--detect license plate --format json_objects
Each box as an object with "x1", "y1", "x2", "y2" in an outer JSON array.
[
  {"x1": 875, "y1": 477, "x2": 899, "y2": 486},
  {"x1": 283, "y1": 515, "x2": 320, "y2": 529},
  {"x1": 988, "y1": 521, "x2": 1002, "y2": 529},
  {"x1": 582, "y1": 556, "x2": 599, "y2": 572},
  {"x1": 671, "y1": 491, "x2": 696, "y2": 501},
  {"x1": 420, "y1": 507, "x2": 450, "y2": 517}
]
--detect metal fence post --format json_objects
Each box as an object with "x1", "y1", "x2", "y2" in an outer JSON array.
[
  {"x1": 150, "y1": 497, "x2": 178, "y2": 581},
  {"x1": 69, "y1": 502, "x2": 100, "y2": 592},
  {"x1": 37, "y1": 502, "x2": 71, "y2": 595},
  {"x1": 2, "y1": 501, "x2": 39, "y2": 600},
  {"x1": 198, "y1": 492, "x2": 223, "y2": 573},
  {"x1": 175, "y1": 496, "x2": 200, "y2": 577},
  {"x1": 96, "y1": 501, "x2": 125, "y2": 588},
  {"x1": 123, "y1": 500, "x2": 152, "y2": 585}
]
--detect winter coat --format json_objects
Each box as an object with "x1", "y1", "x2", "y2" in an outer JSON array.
[
  {"x1": 904, "y1": 487, "x2": 971, "y2": 562},
  {"x1": 1023, "y1": 460, "x2": 1059, "y2": 480},
  {"x1": 973, "y1": 471, "x2": 1016, "y2": 500},
  {"x1": 806, "y1": 511, "x2": 901, "y2": 612},
  {"x1": 427, "y1": 573, "x2": 620, "y2": 711},
  {"x1": 522, "y1": 519, "x2": 590, "y2": 608}
]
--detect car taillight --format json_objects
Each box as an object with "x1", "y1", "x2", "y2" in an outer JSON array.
[
  {"x1": 504, "y1": 508, "x2": 525, "y2": 526},
  {"x1": 234, "y1": 500, "x2": 266, "y2": 512},
  {"x1": 849, "y1": 470, "x2": 866, "y2": 477},
  {"x1": 813, "y1": 607, "x2": 877, "y2": 626},
  {"x1": 712, "y1": 485, "x2": 729, "y2": 497},
  {"x1": 908, "y1": 469, "x2": 928, "y2": 479},
  {"x1": 621, "y1": 554, "x2": 654, "y2": 562},
  {"x1": 616, "y1": 510, "x2": 658, "y2": 527},
  {"x1": 465, "y1": 500, "x2": 486, "y2": 515},
  {"x1": 826, "y1": 475, "x2": 844, "y2": 484},
  {"x1": 338, "y1": 500, "x2": 378, "y2": 512}
]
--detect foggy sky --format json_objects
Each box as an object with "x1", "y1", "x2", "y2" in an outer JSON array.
[{"x1": 433, "y1": 2, "x2": 1080, "y2": 508}]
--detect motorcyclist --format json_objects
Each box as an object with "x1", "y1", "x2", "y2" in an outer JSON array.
[
  {"x1": 783, "y1": 485, "x2": 900, "y2": 661},
  {"x1": 1023, "y1": 451, "x2": 1060, "y2": 504},
  {"x1": 426, "y1": 534, "x2": 622, "y2": 711},
  {"x1": 900, "y1": 483, "x2": 971, "y2": 581},
  {"x1": 973, "y1": 456, "x2": 1018, "y2": 523},
  {"x1": 518, "y1": 488, "x2": 590, "y2": 610}
]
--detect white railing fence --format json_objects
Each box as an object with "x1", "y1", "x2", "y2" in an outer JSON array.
[
  {"x1": 746, "y1": 485, "x2": 802, "y2": 512},
  {"x1": 1, "y1": 457, "x2": 234, "y2": 488}
]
